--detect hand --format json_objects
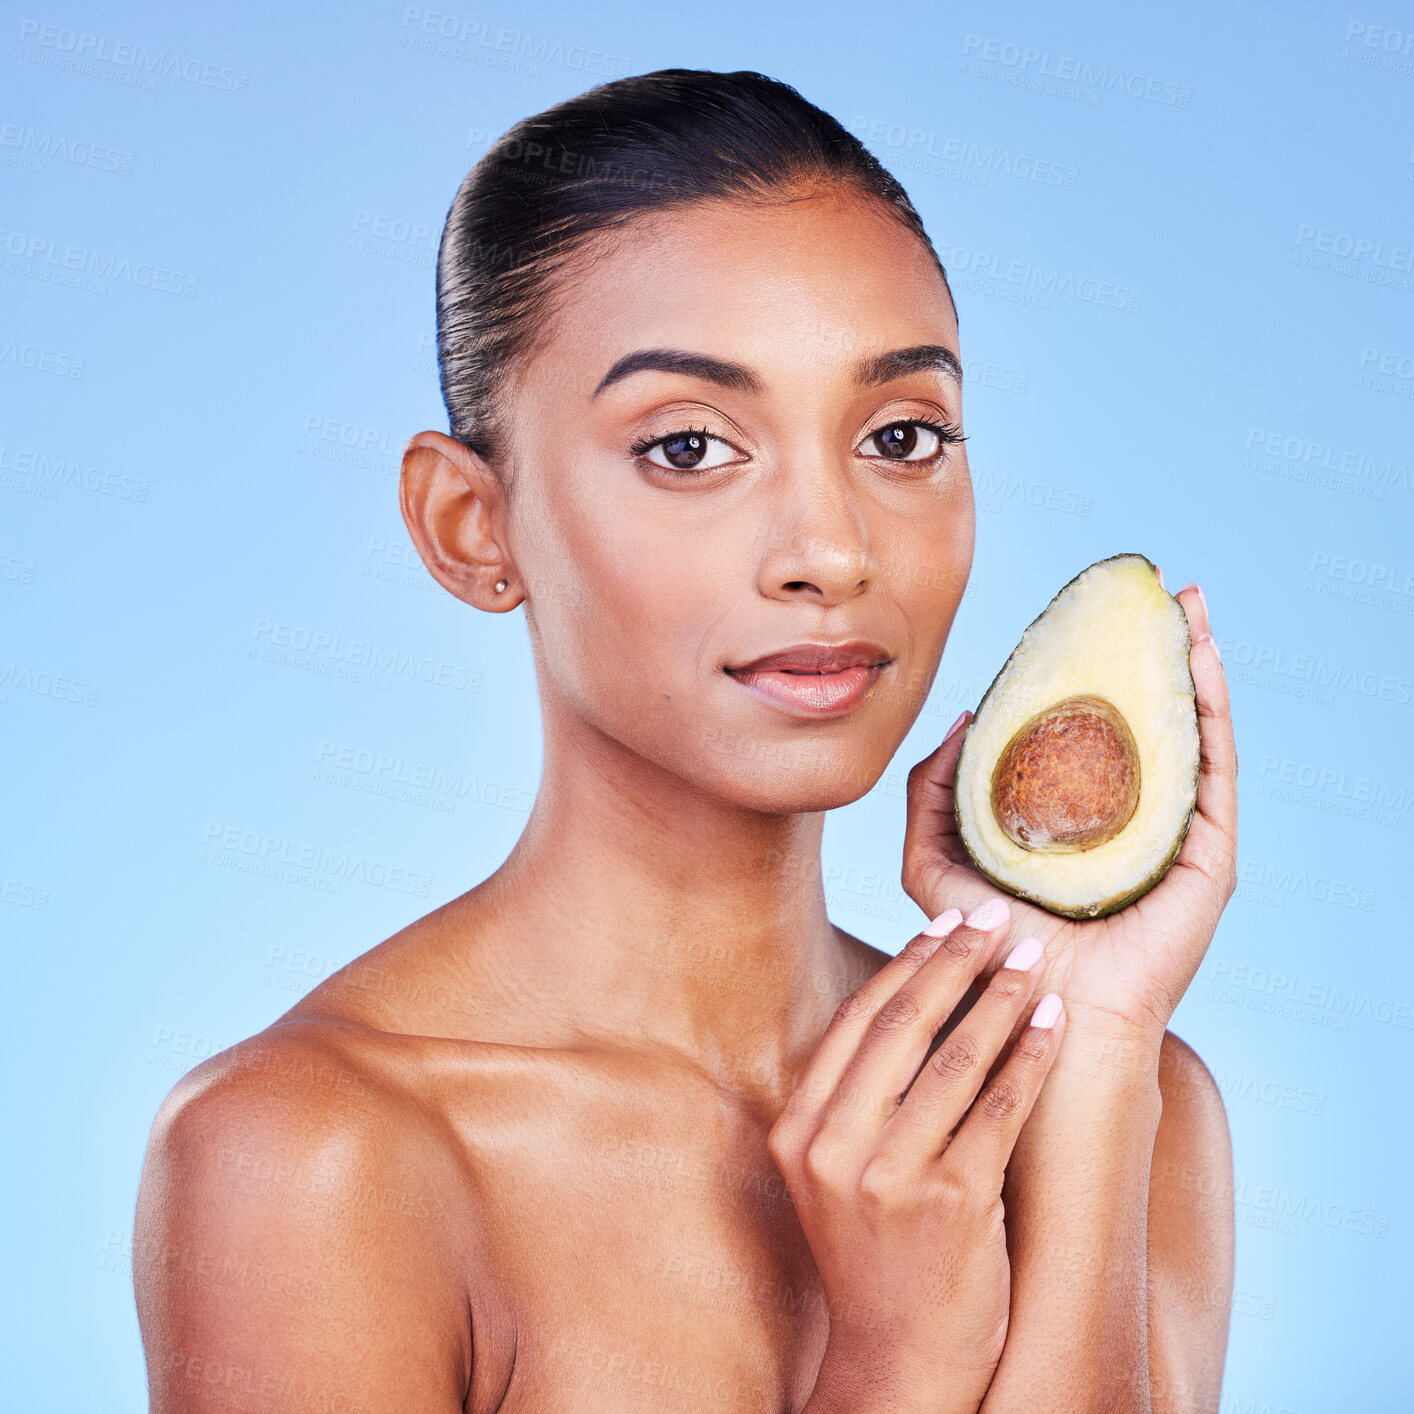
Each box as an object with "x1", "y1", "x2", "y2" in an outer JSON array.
[
  {"x1": 902, "y1": 580, "x2": 1238, "y2": 1042},
  {"x1": 769, "y1": 907, "x2": 1067, "y2": 1414}
]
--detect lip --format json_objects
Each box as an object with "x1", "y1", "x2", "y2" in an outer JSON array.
[{"x1": 724, "y1": 640, "x2": 893, "y2": 719}]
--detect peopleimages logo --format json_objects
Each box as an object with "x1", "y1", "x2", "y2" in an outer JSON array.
[
  {"x1": 1212, "y1": 1068, "x2": 1326, "y2": 1118},
  {"x1": 1356, "y1": 346, "x2": 1414, "y2": 402},
  {"x1": 1216, "y1": 634, "x2": 1413, "y2": 708},
  {"x1": 397, "y1": 7, "x2": 630, "y2": 78},
  {"x1": 250, "y1": 619, "x2": 482, "y2": 693},
  {"x1": 1236, "y1": 858, "x2": 1376, "y2": 912},
  {"x1": 1295, "y1": 224, "x2": 1413, "y2": 271},
  {"x1": 0, "y1": 122, "x2": 136, "y2": 176},
  {"x1": 0, "y1": 663, "x2": 100, "y2": 706},
  {"x1": 1341, "y1": 20, "x2": 1414, "y2": 75},
  {"x1": 199, "y1": 823, "x2": 433, "y2": 897},
  {"x1": 934, "y1": 242, "x2": 1142, "y2": 313},
  {"x1": 348, "y1": 210, "x2": 436, "y2": 269},
  {"x1": 0, "y1": 443, "x2": 147, "y2": 500},
  {"x1": 1359, "y1": 347, "x2": 1414, "y2": 379},
  {"x1": 848, "y1": 116, "x2": 1079, "y2": 191},
  {"x1": 1258, "y1": 753, "x2": 1412, "y2": 815},
  {"x1": 1242, "y1": 428, "x2": 1409, "y2": 498},
  {"x1": 1208, "y1": 958, "x2": 1412, "y2": 1031},
  {"x1": 15, "y1": 19, "x2": 249, "y2": 92},
  {"x1": 975, "y1": 467, "x2": 1093, "y2": 517},
  {"x1": 313, "y1": 740, "x2": 533, "y2": 814},
  {"x1": 0, "y1": 227, "x2": 199, "y2": 297},
  {"x1": 1233, "y1": 1181, "x2": 1389, "y2": 1239},
  {"x1": 0, "y1": 340, "x2": 85, "y2": 381},
  {"x1": 960, "y1": 34, "x2": 1192, "y2": 107},
  {"x1": 1308, "y1": 551, "x2": 1414, "y2": 599},
  {"x1": 1292, "y1": 223, "x2": 1414, "y2": 295}
]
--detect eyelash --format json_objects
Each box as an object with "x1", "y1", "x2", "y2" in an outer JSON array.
[
  {"x1": 891, "y1": 416, "x2": 967, "y2": 452},
  {"x1": 629, "y1": 417, "x2": 967, "y2": 476},
  {"x1": 628, "y1": 424, "x2": 715, "y2": 469}
]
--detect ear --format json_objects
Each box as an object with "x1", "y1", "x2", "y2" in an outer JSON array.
[{"x1": 398, "y1": 431, "x2": 519, "y2": 610}]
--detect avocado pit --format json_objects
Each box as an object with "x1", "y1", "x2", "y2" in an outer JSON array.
[{"x1": 989, "y1": 694, "x2": 1140, "y2": 853}]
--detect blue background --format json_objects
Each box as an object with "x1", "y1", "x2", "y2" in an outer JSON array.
[{"x1": 4, "y1": 1, "x2": 1411, "y2": 1407}]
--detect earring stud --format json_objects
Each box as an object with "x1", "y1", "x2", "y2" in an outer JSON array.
[{"x1": 494, "y1": 578, "x2": 508, "y2": 594}]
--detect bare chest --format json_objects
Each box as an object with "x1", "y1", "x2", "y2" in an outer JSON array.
[{"x1": 451, "y1": 1090, "x2": 831, "y2": 1413}]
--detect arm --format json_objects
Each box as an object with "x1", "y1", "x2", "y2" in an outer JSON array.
[
  {"x1": 980, "y1": 1013, "x2": 1164, "y2": 1414},
  {"x1": 1146, "y1": 1033, "x2": 1235, "y2": 1414},
  {"x1": 132, "y1": 1026, "x2": 472, "y2": 1412},
  {"x1": 902, "y1": 580, "x2": 1238, "y2": 1413},
  {"x1": 767, "y1": 907, "x2": 1069, "y2": 1414},
  {"x1": 979, "y1": 1025, "x2": 1233, "y2": 1414}
]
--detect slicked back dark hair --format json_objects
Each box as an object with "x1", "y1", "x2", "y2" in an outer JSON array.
[{"x1": 435, "y1": 67, "x2": 953, "y2": 484}]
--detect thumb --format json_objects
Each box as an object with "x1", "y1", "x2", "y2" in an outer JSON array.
[{"x1": 903, "y1": 710, "x2": 976, "y2": 909}]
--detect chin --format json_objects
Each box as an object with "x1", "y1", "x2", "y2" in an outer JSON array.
[
  {"x1": 615, "y1": 685, "x2": 908, "y2": 813},
  {"x1": 707, "y1": 740, "x2": 894, "y2": 815}
]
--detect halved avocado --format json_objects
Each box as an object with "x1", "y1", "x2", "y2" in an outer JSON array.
[{"x1": 954, "y1": 553, "x2": 1199, "y2": 919}]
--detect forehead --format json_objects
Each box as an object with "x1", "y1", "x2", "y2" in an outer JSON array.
[{"x1": 524, "y1": 185, "x2": 957, "y2": 399}]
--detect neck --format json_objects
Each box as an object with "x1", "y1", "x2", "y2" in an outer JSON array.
[{"x1": 463, "y1": 694, "x2": 859, "y2": 1095}]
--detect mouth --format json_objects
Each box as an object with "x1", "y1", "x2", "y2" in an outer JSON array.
[{"x1": 723, "y1": 641, "x2": 894, "y2": 718}]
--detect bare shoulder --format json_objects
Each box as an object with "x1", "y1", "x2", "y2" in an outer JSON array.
[
  {"x1": 138, "y1": 1014, "x2": 456, "y2": 1192},
  {"x1": 1146, "y1": 1030, "x2": 1234, "y2": 1414},
  {"x1": 1152, "y1": 1031, "x2": 1234, "y2": 1207},
  {"x1": 133, "y1": 1018, "x2": 477, "y2": 1411}
]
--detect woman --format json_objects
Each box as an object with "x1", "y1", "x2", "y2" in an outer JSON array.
[{"x1": 134, "y1": 69, "x2": 1236, "y2": 1413}]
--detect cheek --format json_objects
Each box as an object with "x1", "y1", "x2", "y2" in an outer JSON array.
[
  {"x1": 892, "y1": 471, "x2": 974, "y2": 610},
  {"x1": 883, "y1": 472, "x2": 974, "y2": 695},
  {"x1": 520, "y1": 488, "x2": 720, "y2": 720}
]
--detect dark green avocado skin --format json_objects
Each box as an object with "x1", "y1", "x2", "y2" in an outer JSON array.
[{"x1": 952, "y1": 552, "x2": 1199, "y2": 921}]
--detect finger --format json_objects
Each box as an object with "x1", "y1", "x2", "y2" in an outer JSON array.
[
  {"x1": 772, "y1": 903, "x2": 968, "y2": 1138},
  {"x1": 941, "y1": 992, "x2": 1066, "y2": 1181},
  {"x1": 1169, "y1": 583, "x2": 1238, "y2": 896},
  {"x1": 881, "y1": 935, "x2": 1047, "y2": 1167},
  {"x1": 904, "y1": 709, "x2": 974, "y2": 873},
  {"x1": 819, "y1": 898, "x2": 1014, "y2": 1139},
  {"x1": 1174, "y1": 579, "x2": 1209, "y2": 637}
]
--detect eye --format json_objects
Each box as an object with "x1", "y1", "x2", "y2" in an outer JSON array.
[
  {"x1": 632, "y1": 427, "x2": 741, "y2": 473},
  {"x1": 859, "y1": 418, "x2": 965, "y2": 463}
]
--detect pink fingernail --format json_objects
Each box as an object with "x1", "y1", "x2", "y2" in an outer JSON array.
[
  {"x1": 1154, "y1": 565, "x2": 1164, "y2": 588},
  {"x1": 1030, "y1": 994, "x2": 1063, "y2": 1029},
  {"x1": 924, "y1": 907, "x2": 963, "y2": 937},
  {"x1": 1003, "y1": 937, "x2": 1043, "y2": 971},
  {"x1": 944, "y1": 711, "x2": 969, "y2": 741},
  {"x1": 965, "y1": 897, "x2": 1009, "y2": 931}
]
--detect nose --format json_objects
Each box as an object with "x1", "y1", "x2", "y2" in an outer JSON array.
[{"x1": 754, "y1": 465, "x2": 877, "y2": 607}]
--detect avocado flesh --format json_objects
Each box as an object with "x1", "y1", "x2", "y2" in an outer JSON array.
[{"x1": 954, "y1": 554, "x2": 1199, "y2": 919}]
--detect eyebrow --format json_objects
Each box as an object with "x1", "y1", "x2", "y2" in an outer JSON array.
[
  {"x1": 590, "y1": 343, "x2": 962, "y2": 398},
  {"x1": 855, "y1": 344, "x2": 963, "y2": 388}
]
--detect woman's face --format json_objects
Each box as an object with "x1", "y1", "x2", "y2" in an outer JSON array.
[{"x1": 500, "y1": 182, "x2": 972, "y2": 812}]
